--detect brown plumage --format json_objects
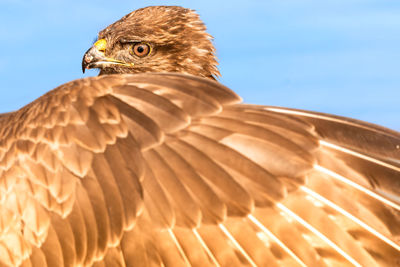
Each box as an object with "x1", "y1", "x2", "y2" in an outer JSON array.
[
  {"x1": 84, "y1": 6, "x2": 220, "y2": 79},
  {"x1": 1, "y1": 5, "x2": 400, "y2": 267}
]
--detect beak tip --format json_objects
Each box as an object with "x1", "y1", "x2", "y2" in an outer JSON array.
[{"x1": 82, "y1": 57, "x2": 87, "y2": 74}]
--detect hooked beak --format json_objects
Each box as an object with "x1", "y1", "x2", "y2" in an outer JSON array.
[{"x1": 82, "y1": 39, "x2": 133, "y2": 73}]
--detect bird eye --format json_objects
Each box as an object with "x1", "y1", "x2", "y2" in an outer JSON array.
[{"x1": 131, "y1": 43, "x2": 151, "y2": 57}]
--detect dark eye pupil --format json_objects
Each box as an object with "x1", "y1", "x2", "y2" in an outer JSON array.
[
  {"x1": 132, "y1": 43, "x2": 150, "y2": 57},
  {"x1": 137, "y1": 46, "x2": 144, "y2": 53}
]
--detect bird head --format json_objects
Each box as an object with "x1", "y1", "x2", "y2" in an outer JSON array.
[{"x1": 82, "y1": 6, "x2": 220, "y2": 79}]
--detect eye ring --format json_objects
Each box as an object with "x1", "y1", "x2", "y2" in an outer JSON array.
[{"x1": 131, "y1": 43, "x2": 151, "y2": 57}]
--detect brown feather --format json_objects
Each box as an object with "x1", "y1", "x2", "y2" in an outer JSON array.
[
  {"x1": 1, "y1": 5, "x2": 400, "y2": 266},
  {"x1": 1, "y1": 73, "x2": 400, "y2": 266}
]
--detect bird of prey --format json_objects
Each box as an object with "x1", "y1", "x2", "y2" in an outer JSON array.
[{"x1": 0, "y1": 5, "x2": 399, "y2": 267}]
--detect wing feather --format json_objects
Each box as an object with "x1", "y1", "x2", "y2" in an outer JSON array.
[
  {"x1": 168, "y1": 139, "x2": 253, "y2": 216},
  {"x1": 143, "y1": 149, "x2": 202, "y2": 228},
  {"x1": 0, "y1": 73, "x2": 399, "y2": 266}
]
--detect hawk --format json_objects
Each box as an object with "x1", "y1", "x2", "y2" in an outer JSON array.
[{"x1": 1, "y1": 5, "x2": 399, "y2": 267}]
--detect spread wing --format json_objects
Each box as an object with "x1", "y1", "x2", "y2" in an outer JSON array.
[{"x1": 0, "y1": 73, "x2": 399, "y2": 267}]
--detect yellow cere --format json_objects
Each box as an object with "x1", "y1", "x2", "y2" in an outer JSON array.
[{"x1": 94, "y1": 39, "x2": 107, "y2": 52}]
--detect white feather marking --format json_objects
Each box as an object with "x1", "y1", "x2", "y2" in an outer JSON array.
[
  {"x1": 193, "y1": 48, "x2": 208, "y2": 55},
  {"x1": 314, "y1": 164, "x2": 400, "y2": 211},
  {"x1": 301, "y1": 186, "x2": 400, "y2": 252},
  {"x1": 218, "y1": 224, "x2": 258, "y2": 267},
  {"x1": 276, "y1": 203, "x2": 363, "y2": 267},
  {"x1": 167, "y1": 229, "x2": 192, "y2": 267},
  {"x1": 192, "y1": 229, "x2": 221, "y2": 267},
  {"x1": 265, "y1": 107, "x2": 376, "y2": 131},
  {"x1": 319, "y1": 140, "x2": 400, "y2": 172},
  {"x1": 247, "y1": 214, "x2": 307, "y2": 267}
]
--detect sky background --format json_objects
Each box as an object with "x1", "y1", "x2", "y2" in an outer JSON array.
[{"x1": 0, "y1": 0, "x2": 399, "y2": 130}]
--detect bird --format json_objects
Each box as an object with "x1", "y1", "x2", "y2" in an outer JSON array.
[{"x1": 0, "y1": 5, "x2": 399, "y2": 267}]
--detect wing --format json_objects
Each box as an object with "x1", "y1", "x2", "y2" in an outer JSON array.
[{"x1": 0, "y1": 73, "x2": 399, "y2": 267}]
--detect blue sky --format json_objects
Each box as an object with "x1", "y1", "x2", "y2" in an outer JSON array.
[{"x1": 1, "y1": 0, "x2": 399, "y2": 129}]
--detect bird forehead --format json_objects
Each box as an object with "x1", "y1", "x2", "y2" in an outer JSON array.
[{"x1": 98, "y1": 6, "x2": 199, "y2": 40}]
